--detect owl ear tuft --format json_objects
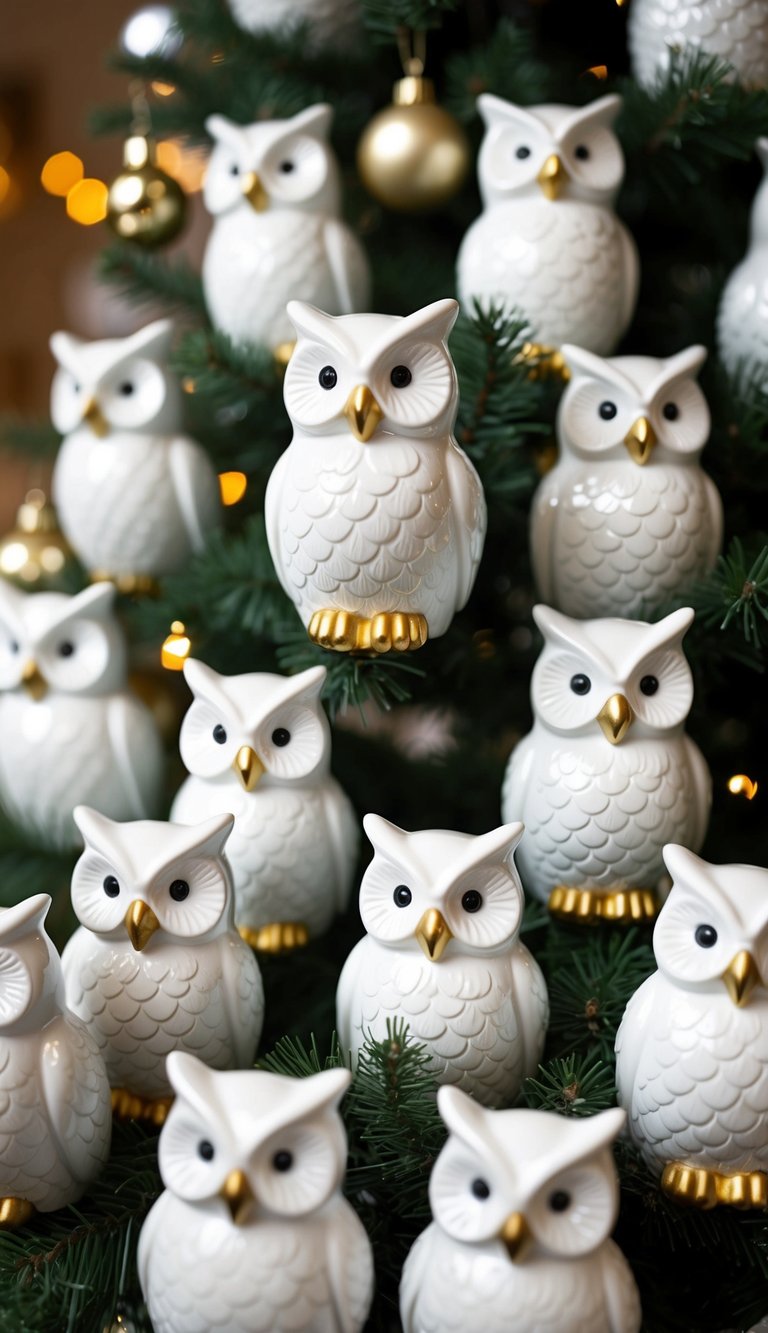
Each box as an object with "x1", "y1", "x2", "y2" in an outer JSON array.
[
  {"x1": 123, "y1": 318, "x2": 174, "y2": 364},
  {"x1": 477, "y1": 94, "x2": 540, "y2": 133},
  {"x1": 561, "y1": 344, "x2": 636, "y2": 395},
  {"x1": 166, "y1": 1051, "x2": 218, "y2": 1119},
  {"x1": 397, "y1": 298, "x2": 459, "y2": 346},
  {"x1": 73, "y1": 804, "x2": 118, "y2": 858},
  {"x1": 437, "y1": 1086, "x2": 491, "y2": 1156},
  {"x1": 50, "y1": 331, "x2": 84, "y2": 376},
  {"x1": 644, "y1": 606, "x2": 695, "y2": 654},
  {"x1": 660, "y1": 344, "x2": 707, "y2": 382},
  {"x1": 206, "y1": 114, "x2": 245, "y2": 146},
  {"x1": 564, "y1": 93, "x2": 622, "y2": 135},
  {"x1": 0, "y1": 893, "x2": 52, "y2": 944},
  {"x1": 286, "y1": 664, "x2": 326, "y2": 703},
  {"x1": 532, "y1": 604, "x2": 584, "y2": 653},
  {"x1": 569, "y1": 1106, "x2": 626, "y2": 1157},
  {"x1": 662, "y1": 842, "x2": 709, "y2": 890},
  {"x1": 286, "y1": 300, "x2": 340, "y2": 345},
  {"x1": 175, "y1": 812, "x2": 235, "y2": 859},
  {"x1": 471, "y1": 821, "x2": 525, "y2": 865},
  {"x1": 304, "y1": 1066, "x2": 352, "y2": 1112},
  {"x1": 183, "y1": 657, "x2": 227, "y2": 699},
  {"x1": 363, "y1": 813, "x2": 408, "y2": 858},
  {"x1": 288, "y1": 103, "x2": 334, "y2": 140},
  {"x1": 64, "y1": 582, "x2": 117, "y2": 622}
]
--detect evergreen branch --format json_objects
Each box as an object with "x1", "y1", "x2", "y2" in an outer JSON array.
[
  {"x1": 689, "y1": 538, "x2": 768, "y2": 649},
  {"x1": 360, "y1": 0, "x2": 460, "y2": 43},
  {"x1": 259, "y1": 1033, "x2": 344, "y2": 1078},
  {"x1": 523, "y1": 1055, "x2": 617, "y2": 1115},
  {"x1": 277, "y1": 632, "x2": 424, "y2": 721},
  {"x1": 544, "y1": 928, "x2": 655, "y2": 1061},
  {"x1": 0, "y1": 417, "x2": 61, "y2": 459},
  {"x1": 444, "y1": 19, "x2": 554, "y2": 120},
  {"x1": 171, "y1": 328, "x2": 282, "y2": 408},
  {"x1": 98, "y1": 245, "x2": 206, "y2": 317}
]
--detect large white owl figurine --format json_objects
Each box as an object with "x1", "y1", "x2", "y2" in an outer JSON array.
[
  {"x1": 0, "y1": 580, "x2": 163, "y2": 851},
  {"x1": 138, "y1": 1054, "x2": 374, "y2": 1333},
  {"x1": 266, "y1": 298, "x2": 486, "y2": 653},
  {"x1": 502, "y1": 605, "x2": 711, "y2": 924},
  {"x1": 0, "y1": 893, "x2": 111, "y2": 1227},
  {"x1": 718, "y1": 139, "x2": 768, "y2": 378},
  {"x1": 50, "y1": 318, "x2": 220, "y2": 590},
  {"x1": 531, "y1": 343, "x2": 723, "y2": 619},
  {"x1": 225, "y1": 0, "x2": 360, "y2": 53},
  {"x1": 456, "y1": 94, "x2": 639, "y2": 356},
  {"x1": 202, "y1": 105, "x2": 370, "y2": 352},
  {"x1": 400, "y1": 1089, "x2": 641, "y2": 1333},
  {"x1": 336, "y1": 816, "x2": 548, "y2": 1108},
  {"x1": 62, "y1": 807, "x2": 264, "y2": 1124},
  {"x1": 616, "y1": 844, "x2": 768, "y2": 1211},
  {"x1": 629, "y1": 0, "x2": 768, "y2": 92},
  {"x1": 170, "y1": 659, "x2": 358, "y2": 952}
]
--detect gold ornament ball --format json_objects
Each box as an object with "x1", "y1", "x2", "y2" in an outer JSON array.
[
  {"x1": 106, "y1": 133, "x2": 186, "y2": 247},
  {"x1": 357, "y1": 77, "x2": 470, "y2": 212},
  {"x1": 0, "y1": 490, "x2": 75, "y2": 591}
]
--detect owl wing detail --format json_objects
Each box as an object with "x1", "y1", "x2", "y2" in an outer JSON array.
[
  {"x1": 703, "y1": 471, "x2": 724, "y2": 570},
  {"x1": 618, "y1": 223, "x2": 640, "y2": 336},
  {"x1": 168, "y1": 436, "x2": 221, "y2": 553},
  {"x1": 321, "y1": 778, "x2": 359, "y2": 912},
  {"x1": 323, "y1": 219, "x2": 371, "y2": 315},
  {"x1": 107, "y1": 695, "x2": 164, "y2": 819},
  {"x1": 444, "y1": 442, "x2": 487, "y2": 612},
  {"x1": 336, "y1": 937, "x2": 367, "y2": 1056},
  {"x1": 265, "y1": 446, "x2": 294, "y2": 599},
  {"x1": 500, "y1": 732, "x2": 536, "y2": 824},
  {"x1": 599, "y1": 1238, "x2": 642, "y2": 1333},
  {"x1": 214, "y1": 934, "x2": 265, "y2": 1066},
  {"x1": 683, "y1": 735, "x2": 712, "y2": 851},
  {"x1": 508, "y1": 944, "x2": 549, "y2": 1079},
  {"x1": 529, "y1": 470, "x2": 559, "y2": 603},
  {"x1": 614, "y1": 973, "x2": 657, "y2": 1114},
  {"x1": 324, "y1": 1198, "x2": 374, "y2": 1332},
  {"x1": 39, "y1": 1013, "x2": 111, "y2": 1185},
  {"x1": 399, "y1": 1225, "x2": 433, "y2": 1333}
]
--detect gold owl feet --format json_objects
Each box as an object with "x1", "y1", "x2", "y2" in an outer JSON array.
[
  {"x1": 662, "y1": 1162, "x2": 768, "y2": 1210},
  {"x1": 111, "y1": 1088, "x2": 173, "y2": 1127},
  {"x1": 90, "y1": 570, "x2": 160, "y2": 598},
  {"x1": 548, "y1": 885, "x2": 660, "y2": 925},
  {"x1": 239, "y1": 922, "x2": 309, "y2": 953},
  {"x1": 513, "y1": 342, "x2": 571, "y2": 382},
  {"x1": 308, "y1": 609, "x2": 428, "y2": 654},
  {"x1": 0, "y1": 1197, "x2": 35, "y2": 1229}
]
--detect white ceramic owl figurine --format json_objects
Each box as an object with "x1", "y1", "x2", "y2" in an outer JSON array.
[
  {"x1": 0, "y1": 581, "x2": 163, "y2": 850},
  {"x1": 456, "y1": 94, "x2": 639, "y2": 356},
  {"x1": 336, "y1": 817, "x2": 548, "y2": 1107},
  {"x1": 616, "y1": 844, "x2": 768, "y2": 1210},
  {"x1": 225, "y1": 0, "x2": 360, "y2": 52},
  {"x1": 531, "y1": 344, "x2": 723, "y2": 619},
  {"x1": 170, "y1": 659, "x2": 357, "y2": 952},
  {"x1": 50, "y1": 318, "x2": 220, "y2": 589},
  {"x1": 629, "y1": 0, "x2": 768, "y2": 91},
  {"x1": 62, "y1": 807, "x2": 264, "y2": 1122},
  {"x1": 202, "y1": 105, "x2": 370, "y2": 351},
  {"x1": 266, "y1": 298, "x2": 486, "y2": 653},
  {"x1": 400, "y1": 1089, "x2": 641, "y2": 1333},
  {"x1": 718, "y1": 139, "x2": 768, "y2": 377},
  {"x1": 0, "y1": 893, "x2": 111, "y2": 1226},
  {"x1": 502, "y1": 605, "x2": 711, "y2": 924},
  {"x1": 138, "y1": 1054, "x2": 374, "y2": 1333}
]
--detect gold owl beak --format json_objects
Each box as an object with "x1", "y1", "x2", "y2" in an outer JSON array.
[
  {"x1": 233, "y1": 745, "x2": 265, "y2": 792},
  {"x1": 241, "y1": 170, "x2": 268, "y2": 212},
  {"x1": 124, "y1": 899, "x2": 161, "y2": 952},
  {"x1": 537, "y1": 153, "x2": 567, "y2": 200},
  {"x1": 722, "y1": 950, "x2": 762, "y2": 1007},
  {"x1": 344, "y1": 385, "x2": 383, "y2": 443},
  {"x1": 81, "y1": 394, "x2": 109, "y2": 438},
  {"x1": 414, "y1": 908, "x2": 452, "y2": 963},
  {"x1": 500, "y1": 1211, "x2": 530, "y2": 1261},
  {"x1": 596, "y1": 693, "x2": 634, "y2": 745},
  {"x1": 20, "y1": 659, "x2": 47, "y2": 701},
  {"x1": 624, "y1": 416, "x2": 657, "y2": 466},
  {"x1": 219, "y1": 1168, "x2": 255, "y2": 1225}
]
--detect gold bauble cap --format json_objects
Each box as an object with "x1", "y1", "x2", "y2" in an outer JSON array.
[
  {"x1": 106, "y1": 133, "x2": 187, "y2": 247},
  {"x1": 392, "y1": 75, "x2": 436, "y2": 106}
]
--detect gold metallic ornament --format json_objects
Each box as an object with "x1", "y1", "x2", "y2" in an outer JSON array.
[
  {"x1": 357, "y1": 69, "x2": 470, "y2": 213},
  {"x1": 124, "y1": 899, "x2": 161, "y2": 952},
  {"x1": 307, "y1": 607, "x2": 428, "y2": 653},
  {"x1": 624, "y1": 415, "x2": 657, "y2": 465},
  {"x1": 111, "y1": 1087, "x2": 172, "y2": 1126},
  {"x1": 415, "y1": 907, "x2": 452, "y2": 962},
  {"x1": 596, "y1": 693, "x2": 634, "y2": 745},
  {"x1": 161, "y1": 620, "x2": 192, "y2": 670},
  {"x1": 548, "y1": 885, "x2": 659, "y2": 924},
  {"x1": 233, "y1": 744, "x2": 265, "y2": 792},
  {"x1": 662, "y1": 1161, "x2": 768, "y2": 1210},
  {"x1": 106, "y1": 132, "x2": 186, "y2": 248},
  {"x1": 0, "y1": 1197, "x2": 35, "y2": 1229},
  {"x1": 0, "y1": 489, "x2": 75, "y2": 591},
  {"x1": 344, "y1": 384, "x2": 383, "y2": 443},
  {"x1": 91, "y1": 569, "x2": 159, "y2": 597},
  {"x1": 238, "y1": 921, "x2": 310, "y2": 953}
]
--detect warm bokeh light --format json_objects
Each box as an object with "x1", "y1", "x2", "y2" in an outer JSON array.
[
  {"x1": 0, "y1": 166, "x2": 10, "y2": 206},
  {"x1": 41, "y1": 150, "x2": 84, "y2": 197},
  {"x1": 152, "y1": 81, "x2": 176, "y2": 97},
  {"x1": 727, "y1": 773, "x2": 759, "y2": 800},
  {"x1": 586, "y1": 65, "x2": 609, "y2": 80},
  {"x1": 156, "y1": 139, "x2": 207, "y2": 192},
  {"x1": 219, "y1": 471, "x2": 248, "y2": 506},
  {"x1": 161, "y1": 620, "x2": 192, "y2": 670},
  {"x1": 66, "y1": 177, "x2": 108, "y2": 224},
  {"x1": 121, "y1": 4, "x2": 180, "y2": 58}
]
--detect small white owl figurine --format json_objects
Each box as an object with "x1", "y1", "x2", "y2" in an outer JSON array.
[
  {"x1": 456, "y1": 94, "x2": 639, "y2": 356},
  {"x1": 170, "y1": 659, "x2": 357, "y2": 952},
  {"x1": 50, "y1": 318, "x2": 221, "y2": 590},
  {"x1": 0, "y1": 893, "x2": 111, "y2": 1227},
  {"x1": 61, "y1": 807, "x2": 264, "y2": 1123},
  {"x1": 0, "y1": 580, "x2": 163, "y2": 850},
  {"x1": 202, "y1": 105, "x2": 370, "y2": 352},
  {"x1": 138, "y1": 1053, "x2": 374, "y2": 1333},
  {"x1": 266, "y1": 298, "x2": 486, "y2": 653},
  {"x1": 629, "y1": 0, "x2": 768, "y2": 92},
  {"x1": 718, "y1": 138, "x2": 768, "y2": 378},
  {"x1": 502, "y1": 605, "x2": 711, "y2": 924},
  {"x1": 336, "y1": 817, "x2": 548, "y2": 1108},
  {"x1": 400, "y1": 1089, "x2": 641, "y2": 1333},
  {"x1": 616, "y1": 844, "x2": 768, "y2": 1211},
  {"x1": 531, "y1": 343, "x2": 723, "y2": 619}
]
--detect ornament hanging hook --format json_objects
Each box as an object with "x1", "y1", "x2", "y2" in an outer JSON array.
[{"x1": 396, "y1": 26, "x2": 427, "y2": 78}]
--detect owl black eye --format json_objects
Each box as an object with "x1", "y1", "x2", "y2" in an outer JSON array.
[
  {"x1": 695, "y1": 924, "x2": 717, "y2": 949},
  {"x1": 119, "y1": 382, "x2": 135, "y2": 397},
  {"x1": 9, "y1": 640, "x2": 18, "y2": 654},
  {"x1": 471, "y1": 1177, "x2": 491, "y2": 1199},
  {"x1": 169, "y1": 879, "x2": 190, "y2": 902},
  {"x1": 390, "y1": 365, "x2": 412, "y2": 388},
  {"x1": 640, "y1": 675, "x2": 658, "y2": 696},
  {"x1": 271, "y1": 727, "x2": 291, "y2": 747},
  {"x1": 570, "y1": 673, "x2": 591, "y2": 696},
  {"x1": 229, "y1": 163, "x2": 239, "y2": 176},
  {"x1": 279, "y1": 160, "x2": 295, "y2": 173},
  {"x1": 198, "y1": 1139, "x2": 215, "y2": 1161},
  {"x1": 599, "y1": 401, "x2": 617, "y2": 421},
  {"x1": 319, "y1": 365, "x2": 337, "y2": 390},
  {"x1": 58, "y1": 641, "x2": 75, "y2": 658},
  {"x1": 549, "y1": 1189, "x2": 571, "y2": 1212},
  {"x1": 515, "y1": 146, "x2": 530, "y2": 160},
  {"x1": 273, "y1": 1150, "x2": 293, "y2": 1172},
  {"x1": 213, "y1": 724, "x2": 227, "y2": 745},
  {"x1": 103, "y1": 875, "x2": 120, "y2": 898},
  {"x1": 574, "y1": 144, "x2": 590, "y2": 160},
  {"x1": 393, "y1": 885, "x2": 412, "y2": 908},
  {"x1": 461, "y1": 890, "x2": 483, "y2": 914},
  {"x1": 72, "y1": 382, "x2": 81, "y2": 393},
  {"x1": 663, "y1": 402, "x2": 679, "y2": 421}
]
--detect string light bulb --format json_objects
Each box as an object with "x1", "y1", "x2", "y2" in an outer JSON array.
[
  {"x1": 727, "y1": 774, "x2": 759, "y2": 800},
  {"x1": 161, "y1": 620, "x2": 191, "y2": 670}
]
